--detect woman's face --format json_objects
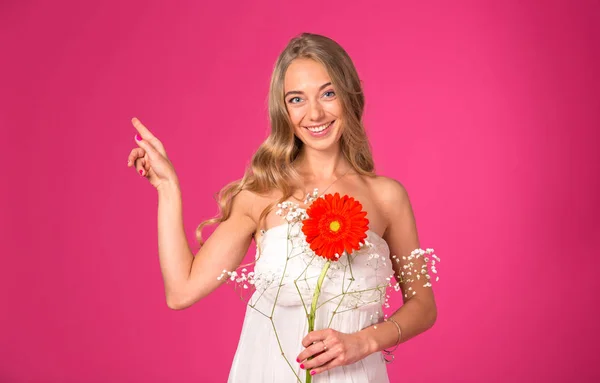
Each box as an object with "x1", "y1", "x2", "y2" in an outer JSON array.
[{"x1": 284, "y1": 58, "x2": 343, "y2": 151}]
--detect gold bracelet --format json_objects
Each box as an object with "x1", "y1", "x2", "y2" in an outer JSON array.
[{"x1": 382, "y1": 318, "x2": 402, "y2": 363}]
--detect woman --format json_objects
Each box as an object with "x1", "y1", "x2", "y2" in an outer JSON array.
[{"x1": 127, "y1": 33, "x2": 437, "y2": 382}]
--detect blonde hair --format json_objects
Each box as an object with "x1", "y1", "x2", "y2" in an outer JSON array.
[{"x1": 195, "y1": 32, "x2": 376, "y2": 246}]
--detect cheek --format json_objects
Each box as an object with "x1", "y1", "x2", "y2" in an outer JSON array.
[
  {"x1": 324, "y1": 101, "x2": 342, "y2": 119},
  {"x1": 287, "y1": 107, "x2": 304, "y2": 126}
]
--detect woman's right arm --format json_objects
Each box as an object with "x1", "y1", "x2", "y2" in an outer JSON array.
[
  {"x1": 157, "y1": 181, "x2": 256, "y2": 310},
  {"x1": 128, "y1": 118, "x2": 256, "y2": 310}
]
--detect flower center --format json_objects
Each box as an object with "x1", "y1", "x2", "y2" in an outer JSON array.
[{"x1": 329, "y1": 220, "x2": 341, "y2": 232}]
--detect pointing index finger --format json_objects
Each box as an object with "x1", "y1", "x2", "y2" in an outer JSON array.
[{"x1": 131, "y1": 117, "x2": 155, "y2": 140}]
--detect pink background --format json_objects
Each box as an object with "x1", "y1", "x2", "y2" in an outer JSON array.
[{"x1": 1, "y1": 0, "x2": 599, "y2": 382}]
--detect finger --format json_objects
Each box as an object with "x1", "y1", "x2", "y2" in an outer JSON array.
[
  {"x1": 309, "y1": 357, "x2": 342, "y2": 376},
  {"x1": 131, "y1": 117, "x2": 156, "y2": 140},
  {"x1": 302, "y1": 329, "x2": 333, "y2": 348},
  {"x1": 134, "y1": 156, "x2": 145, "y2": 170},
  {"x1": 143, "y1": 159, "x2": 151, "y2": 176},
  {"x1": 134, "y1": 134, "x2": 161, "y2": 162},
  {"x1": 132, "y1": 117, "x2": 169, "y2": 158},
  {"x1": 302, "y1": 349, "x2": 337, "y2": 371},
  {"x1": 298, "y1": 338, "x2": 329, "y2": 362},
  {"x1": 134, "y1": 157, "x2": 146, "y2": 176},
  {"x1": 127, "y1": 148, "x2": 145, "y2": 167}
]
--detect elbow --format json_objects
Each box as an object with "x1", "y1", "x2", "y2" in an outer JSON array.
[
  {"x1": 166, "y1": 291, "x2": 203, "y2": 310},
  {"x1": 166, "y1": 297, "x2": 188, "y2": 310},
  {"x1": 426, "y1": 301, "x2": 438, "y2": 329},
  {"x1": 166, "y1": 290, "x2": 192, "y2": 310},
  {"x1": 414, "y1": 295, "x2": 437, "y2": 329},
  {"x1": 429, "y1": 306, "x2": 438, "y2": 328},
  {"x1": 165, "y1": 278, "x2": 210, "y2": 310}
]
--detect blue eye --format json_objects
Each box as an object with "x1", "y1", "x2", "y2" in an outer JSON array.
[
  {"x1": 323, "y1": 90, "x2": 336, "y2": 98},
  {"x1": 289, "y1": 97, "x2": 302, "y2": 104}
]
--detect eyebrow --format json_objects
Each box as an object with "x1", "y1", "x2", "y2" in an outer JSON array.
[{"x1": 284, "y1": 82, "x2": 332, "y2": 99}]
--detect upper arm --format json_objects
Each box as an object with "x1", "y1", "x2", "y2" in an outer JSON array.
[
  {"x1": 177, "y1": 190, "x2": 257, "y2": 309},
  {"x1": 381, "y1": 178, "x2": 435, "y2": 305}
]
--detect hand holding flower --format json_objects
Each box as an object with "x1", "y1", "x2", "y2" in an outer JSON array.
[{"x1": 297, "y1": 328, "x2": 372, "y2": 376}]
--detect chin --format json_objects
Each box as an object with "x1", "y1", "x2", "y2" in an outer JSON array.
[{"x1": 300, "y1": 133, "x2": 342, "y2": 152}]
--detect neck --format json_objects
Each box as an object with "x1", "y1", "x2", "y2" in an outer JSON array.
[{"x1": 293, "y1": 145, "x2": 350, "y2": 181}]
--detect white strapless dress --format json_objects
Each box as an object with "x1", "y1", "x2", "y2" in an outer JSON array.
[{"x1": 227, "y1": 220, "x2": 394, "y2": 383}]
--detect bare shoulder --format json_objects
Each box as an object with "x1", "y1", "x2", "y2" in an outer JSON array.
[
  {"x1": 366, "y1": 175, "x2": 411, "y2": 210},
  {"x1": 231, "y1": 188, "x2": 279, "y2": 225},
  {"x1": 361, "y1": 174, "x2": 413, "y2": 232},
  {"x1": 229, "y1": 189, "x2": 259, "y2": 221}
]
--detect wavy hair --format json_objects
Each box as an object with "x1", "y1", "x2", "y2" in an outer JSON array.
[{"x1": 195, "y1": 32, "x2": 376, "y2": 246}]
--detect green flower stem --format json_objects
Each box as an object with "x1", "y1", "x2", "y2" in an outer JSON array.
[{"x1": 306, "y1": 260, "x2": 331, "y2": 383}]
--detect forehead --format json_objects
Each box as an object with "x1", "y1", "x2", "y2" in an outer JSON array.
[{"x1": 284, "y1": 58, "x2": 331, "y2": 91}]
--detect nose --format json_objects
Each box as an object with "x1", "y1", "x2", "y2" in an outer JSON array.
[{"x1": 308, "y1": 100, "x2": 325, "y2": 121}]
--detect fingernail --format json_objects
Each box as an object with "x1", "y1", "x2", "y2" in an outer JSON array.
[
  {"x1": 311, "y1": 370, "x2": 316, "y2": 375},
  {"x1": 135, "y1": 134, "x2": 142, "y2": 141},
  {"x1": 139, "y1": 169, "x2": 143, "y2": 176},
  {"x1": 300, "y1": 364, "x2": 304, "y2": 369}
]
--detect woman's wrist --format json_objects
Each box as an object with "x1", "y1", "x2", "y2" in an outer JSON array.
[
  {"x1": 355, "y1": 329, "x2": 379, "y2": 356},
  {"x1": 157, "y1": 178, "x2": 181, "y2": 194},
  {"x1": 357, "y1": 319, "x2": 400, "y2": 355}
]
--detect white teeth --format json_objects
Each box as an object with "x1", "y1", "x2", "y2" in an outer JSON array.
[{"x1": 306, "y1": 121, "x2": 332, "y2": 132}]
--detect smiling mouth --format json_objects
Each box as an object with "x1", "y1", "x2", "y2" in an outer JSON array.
[{"x1": 304, "y1": 121, "x2": 334, "y2": 133}]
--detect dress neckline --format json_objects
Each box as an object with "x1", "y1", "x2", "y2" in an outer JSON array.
[{"x1": 260, "y1": 222, "x2": 390, "y2": 254}]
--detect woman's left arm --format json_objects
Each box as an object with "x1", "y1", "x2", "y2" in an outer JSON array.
[
  {"x1": 297, "y1": 179, "x2": 437, "y2": 375},
  {"x1": 358, "y1": 178, "x2": 438, "y2": 354}
]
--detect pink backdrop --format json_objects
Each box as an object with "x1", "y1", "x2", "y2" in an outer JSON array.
[{"x1": 1, "y1": 0, "x2": 599, "y2": 382}]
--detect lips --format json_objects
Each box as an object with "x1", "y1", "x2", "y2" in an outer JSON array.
[
  {"x1": 305, "y1": 121, "x2": 332, "y2": 132},
  {"x1": 303, "y1": 120, "x2": 335, "y2": 137}
]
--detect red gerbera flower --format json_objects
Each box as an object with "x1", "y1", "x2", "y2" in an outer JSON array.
[{"x1": 301, "y1": 193, "x2": 369, "y2": 261}]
